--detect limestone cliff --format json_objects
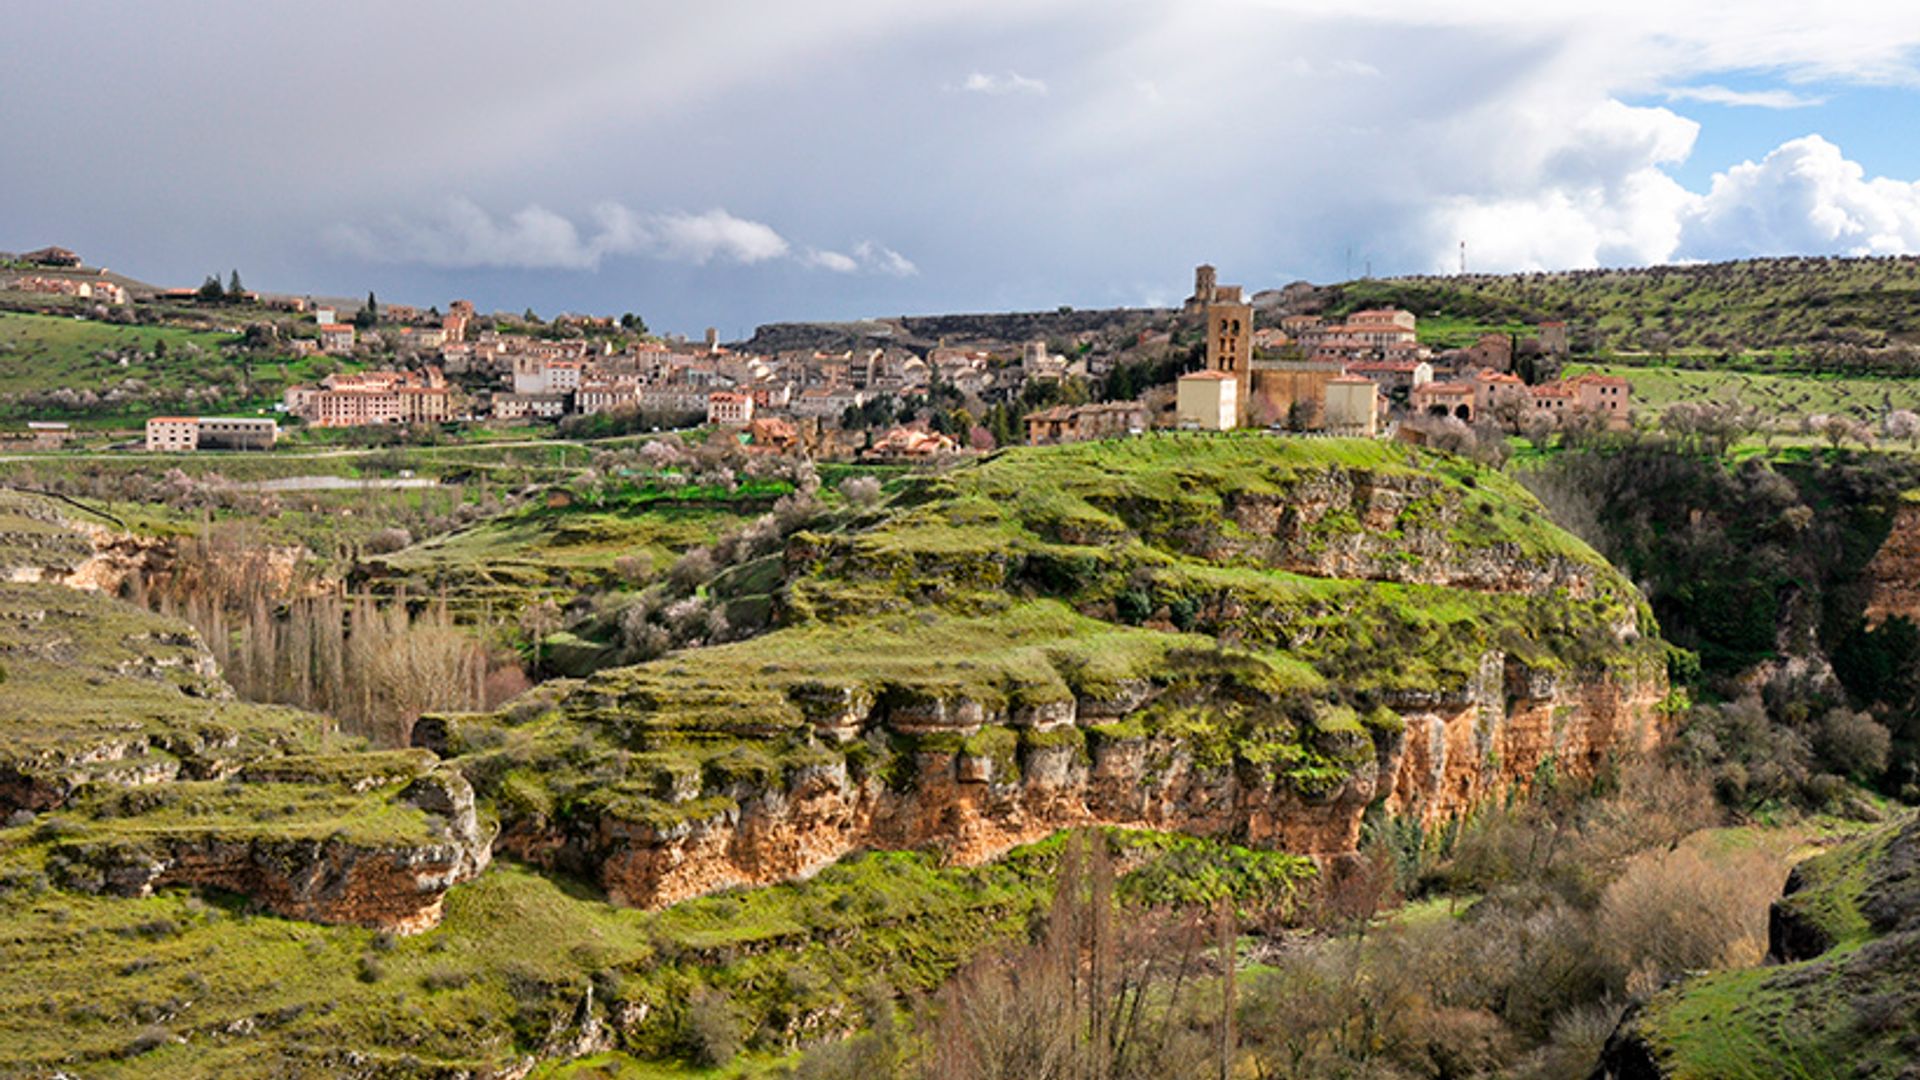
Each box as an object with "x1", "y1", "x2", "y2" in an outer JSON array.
[
  {"x1": 424, "y1": 437, "x2": 1672, "y2": 909},
  {"x1": 0, "y1": 576, "x2": 490, "y2": 933}
]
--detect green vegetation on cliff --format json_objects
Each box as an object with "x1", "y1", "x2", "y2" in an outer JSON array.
[{"x1": 437, "y1": 433, "x2": 1662, "y2": 892}]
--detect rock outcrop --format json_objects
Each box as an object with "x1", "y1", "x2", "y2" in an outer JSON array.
[
  {"x1": 48, "y1": 770, "x2": 491, "y2": 933},
  {"x1": 429, "y1": 438, "x2": 1672, "y2": 910},
  {"x1": 0, "y1": 576, "x2": 490, "y2": 933},
  {"x1": 1861, "y1": 499, "x2": 1920, "y2": 627},
  {"x1": 484, "y1": 660, "x2": 1661, "y2": 909}
]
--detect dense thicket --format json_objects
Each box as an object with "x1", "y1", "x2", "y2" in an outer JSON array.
[{"x1": 1521, "y1": 440, "x2": 1920, "y2": 801}]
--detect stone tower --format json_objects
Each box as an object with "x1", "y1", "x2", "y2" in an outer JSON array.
[
  {"x1": 1205, "y1": 285, "x2": 1253, "y2": 425},
  {"x1": 1185, "y1": 264, "x2": 1218, "y2": 313}
]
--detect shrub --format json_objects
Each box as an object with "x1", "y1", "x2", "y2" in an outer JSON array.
[
  {"x1": 1814, "y1": 707, "x2": 1891, "y2": 780},
  {"x1": 1114, "y1": 587, "x2": 1153, "y2": 625},
  {"x1": 422, "y1": 967, "x2": 471, "y2": 992},
  {"x1": 685, "y1": 986, "x2": 743, "y2": 1068},
  {"x1": 612, "y1": 552, "x2": 654, "y2": 586},
  {"x1": 1594, "y1": 845, "x2": 1779, "y2": 993},
  {"x1": 838, "y1": 475, "x2": 883, "y2": 507},
  {"x1": 668, "y1": 547, "x2": 717, "y2": 591},
  {"x1": 363, "y1": 527, "x2": 413, "y2": 555},
  {"x1": 122, "y1": 1026, "x2": 173, "y2": 1058}
]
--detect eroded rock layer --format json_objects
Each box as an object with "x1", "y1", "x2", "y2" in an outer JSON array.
[{"x1": 425, "y1": 438, "x2": 1672, "y2": 909}]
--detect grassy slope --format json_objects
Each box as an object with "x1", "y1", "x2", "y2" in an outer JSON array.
[
  {"x1": 1631, "y1": 813, "x2": 1920, "y2": 1080},
  {"x1": 453, "y1": 434, "x2": 1657, "y2": 842},
  {"x1": 0, "y1": 311, "x2": 353, "y2": 426},
  {"x1": 0, "y1": 829, "x2": 1304, "y2": 1077},
  {"x1": 1564, "y1": 362, "x2": 1920, "y2": 421},
  {"x1": 1326, "y1": 257, "x2": 1920, "y2": 354}
]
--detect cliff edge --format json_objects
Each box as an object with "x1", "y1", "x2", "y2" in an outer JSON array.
[{"x1": 421, "y1": 436, "x2": 1672, "y2": 908}]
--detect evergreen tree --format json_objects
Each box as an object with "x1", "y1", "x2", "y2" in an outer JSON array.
[
  {"x1": 988, "y1": 404, "x2": 1016, "y2": 447},
  {"x1": 228, "y1": 269, "x2": 245, "y2": 298},
  {"x1": 355, "y1": 292, "x2": 379, "y2": 330},
  {"x1": 198, "y1": 275, "x2": 223, "y2": 302}
]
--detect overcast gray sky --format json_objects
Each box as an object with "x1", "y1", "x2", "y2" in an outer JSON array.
[{"x1": 7, "y1": 1, "x2": 1920, "y2": 335}]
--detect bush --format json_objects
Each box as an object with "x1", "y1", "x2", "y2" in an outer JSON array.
[
  {"x1": 667, "y1": 547, "x2": 717, "y2": 592},
  {"x1": 121, "y1": 1026, "x2": 173, "y2": 1058},
  {"x1": 363, "y1": 527, "x2": 413, "y2": 555},
  {"x1": 838, "y1": 475, "x2": 883, "y2": 507},
  {"x1": 1815, "y1": 707, "x2": 1891, "y2": 780},
  {"x1": 685, "y1": 986, "x2": 743, "y2": 1068},
  {"x1": 1594, "y1": 844, "x2": 1779, "y2": 994},
  {"x1": 612, "y1": 552, "x2": 654, "y2": 586},
  {"x1": 422, "y1": 967, "x2": 471, "y2": 992}
]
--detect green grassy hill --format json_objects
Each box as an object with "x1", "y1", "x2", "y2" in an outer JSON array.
[
  {"x1": 0, "y1": 311, "x2": 349, "y2": 427},
  {"x1": 0, "y1": 434, "x2": 1669, "y2": 1076},
  {"x1": 1605, "y1": 811, "x2": 1920, "y2": 1079},
  {"x1": 1325, "y1": 256, "x2": 1920, "y2": 356}
]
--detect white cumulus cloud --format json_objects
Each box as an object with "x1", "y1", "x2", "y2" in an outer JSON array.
[
  {"x1": 1682, "y1": 135, "x2": 1920, "y2": 259},
  {"x1": 1429, "y1": 128, "x2": 1920, "y2": 273},
  {"x1": 802, "y1": 248, "x2": 861, "y2": 273},
  {"x1": 959, "y1": 70, "x2": 1048, "y2": 96},
  {"x1": 804, "y1": 241, "x2": 918, "y2": 276}
]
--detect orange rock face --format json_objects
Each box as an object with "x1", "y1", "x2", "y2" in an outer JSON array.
[
  {"x1": 492, "y1": 657, "x2": 1666, "y2": 911},
  {"x1": 1863, "y1": 502, "x2": 1920, "y2": 627},
  {"x1": 49, "y1": 773, "x2": 492, "y2": 934}
]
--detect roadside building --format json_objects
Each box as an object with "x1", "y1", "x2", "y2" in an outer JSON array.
[
  {"x1": 145, "y1": 416, "x2": 278, "y2": 452},
  {"x1": 194, "y1": 417, "x2": 279, "y2": 451},
  {"x1": 285, "y1": 370, "x2": 452, "y2": 427},
  {"x1": 26, "y1": 421, "x2": 71, "y2": 449},
  {"x1": 145, "y1": 417, "x2": 199, "y2": 452}
]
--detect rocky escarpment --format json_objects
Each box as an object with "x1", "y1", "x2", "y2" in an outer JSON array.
[
  {"x1": 46, "y1": 768, "x2": 491, "y2": 933},
  {"x1": 426, "y1": 437, "x2": 1671, "y2": 910},
  {"x1": 0, "y1": 578, "x2": 491, "y2": 933},
  {"x1": 1860, "y1": 498, "x2": 1920, "y2": 627},
  {"x1": 1594, "y1": 812, "x2": 1920, "y2": 1079},
  {"x1": 736, "y1": 305, "x2": 1173, "y2": 355},
  {"x1": 435, "y1": 649, "x2": 1660, "y2": 910}
]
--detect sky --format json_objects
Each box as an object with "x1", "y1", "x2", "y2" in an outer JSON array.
[{"x1": 6, "y1": 1, "x2": 1920, "y2": 337}]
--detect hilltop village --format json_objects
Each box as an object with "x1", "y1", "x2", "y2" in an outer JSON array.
[{"x1": 0, "y1": 248, "x2": 1624, "y2": 458}]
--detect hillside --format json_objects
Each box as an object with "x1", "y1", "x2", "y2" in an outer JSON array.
[
  {"x1": 423, "y1": 435, "x2": 1669, "y2": 910},
  {"x1": 1322, "y1": 256, "x2": 1920, "y2": 356},
  {"x1": 0, "y1": 436, "x2": 1672, "y2": 1075},
  {"x1": 1598, "y1": 810, "x2": 1920, "y2": 1079},
  {"x1": 0, "y1": 311, "x2": 345, "y2": 427}
]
